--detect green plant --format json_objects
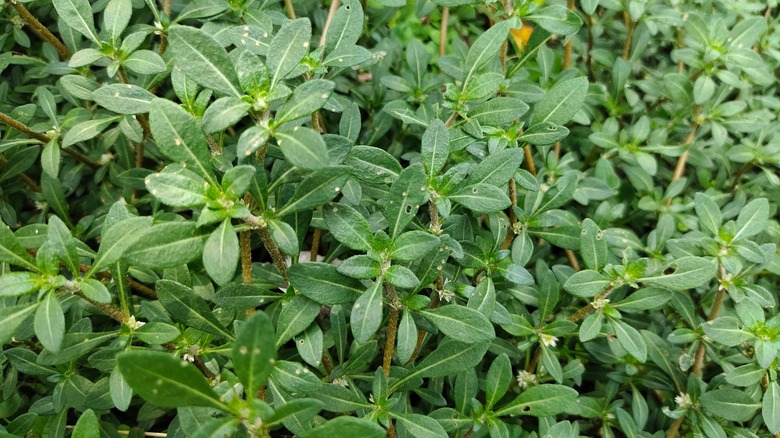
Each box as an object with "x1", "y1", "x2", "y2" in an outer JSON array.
[{"x1": 0, "y1": 0, "x2": 778, "y2": 436}]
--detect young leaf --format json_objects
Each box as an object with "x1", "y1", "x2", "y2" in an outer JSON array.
[
  {"x1": 203, "y1": 219, "x2": 239, "y2": 286},
  {"x1": 580, "y1": 218, "x2": 607, "y2": 271},
  {"x1": 233, "y1": 311, "x2": 276, "y2": 396},
  {"x1": 202, "y1": 97, "x2": 251, "y2": 134},
  {"x1": 71, "y1": 409, "x2": 99, "y2": 438},
  {"x1": 169, "y1": 25, "x2": 242, "y2": 97},
  {"x1": 276, "y1": 80, "x2": 335, "y2": 125},
  {"x1": 117, "y1": 350, "x2": 228, "y2": 410}
]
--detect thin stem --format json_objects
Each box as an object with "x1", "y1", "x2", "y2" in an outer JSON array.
[
  {"x1": 565, "y1": 249, "x2": 581, "y2": 271},
  {"x1": 321, "y1": 350, "x2": 334, "y2": 375},
  {"x1": 284, "y1": 0, "x2": 297, "y2": 19},
  {"x1": 126, "y1": 278, "x2": 157, "y2": 299},
  {"x1": 563, "y1": 0, "x2": 575, "y2": 67},
  {"x1": 193, "y1": 355, "x2": 216, "y2": 380},
  {"x1": 162, "y1": 0, "x2": 171, "y2": 16},
  {"x1": 500, "y1": 178, "x2": 517, "y2": 250},
  {"x1": 310, "y1": 228, "x2": 322, "y2": 262},
  {"x1": 383, "y1": 283, "x2": 400, "y2": 377},
  {"x1": 258, "y1": 226, "x2": 288, "y2": 283},
  {"x1": 730, "y1": 162, "x2": 753, "y2": 190},
  {"x1": 6, "y1": 0, "x2": 71, "y2": 60},
  {"x1": 667, "y1": 108, "x2": 701, "y2": 205},
  {"x1": 74, "y1": 291, "x2": 129, "y2": 324},
  {"x1": 622, "y1": 12, "x2": 634, "y2": 60},
  {"x1": 319, "y1": 0, "x2": 341, "y2": 48},
  {"x1": 444, "y1": 110, "x2": 459, "y2": 127},
  {"x1": 0, "y1": 156, "x2": 40, "y2": 192},
  {"x1": 439, "y1": 7, "x2": 449, "y2": 56},
  {"x1": 523, "y1": 145, "x2": 537, "y2": 175}
]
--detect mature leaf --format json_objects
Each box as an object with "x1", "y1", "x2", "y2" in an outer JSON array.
[
  {"x1": 494, "y1": 385, "x2": 578, "y2": 417},
  {"x1": 531, "y1": 77, "x2": 589, "y2": 125},
  {"x1": 323, "y1": 203, "x2": 373, "y2": 251},
  {"x1": 382, "y1": 163, "x2": 427, "y2": 238},
  {"x1": 734, "y1": 198, "x2": 768, "y2": 241},
  {"x1": 288, "y1": 262, "x2": 364, "y2": 304},
  {"x1": 202, "y1": 97, "x2": 251, "y2": 134},
  {"x1": 485, "y1": 353, "x2": 512, "y2": 409},
  {"x1": 71, "y1": 409, "x2": 99, "y2": 438},
  {"x1": 299, "y1": 417, "x2": 385, "y2": 438},
  {"x1": 449, "y1": 184, "x2": 510, "y2": 213},
  {"x1": 276, "y1": 80, "x2": 335, "y2": 125},
  {"x1": 391, "y1": 340, "x2": 490, "y2": 392},
  {"x1": 53, "y1": 0, "x2": 99, "y2": 43},
  {"x1": 117, "y1": 350, "x2": 227, "y2": 410},
  {"x1": 764, "y1": 382, "x2": 780, "y2": 434},
  {"x1": 169, "y1": 25, "x2": 242, "y2": 97},
  {"x1": 467, "y1": 148, "x2": 523, "y2": 187},
  {"x1": 275, "y1": 127, "x2": 330, "y2": 170},
  {"x1": 421, "y1": 119, "x2": 449, "y2": 180},
  {"x1": 464, "y1": 20, "x2": 512, "y2": 85},
  {"x1": 276, "y1": 167, "x2": 350, "y2": 216},
  {"x1": 639, "y1": 257, "x2": 716, "y2": 290},
  {"x1": 694, "y1": 193, "x2": 721, "y2": 235},
  {"x1": 421, "y1": 305, "x2": 494, "y2": 343},
  {"x1": 93, "y1": 84, "x2": 155, "y2": 115},
  {"x1": 580, "y1": 218, "x2": 607, "y2": 271},
  {"x1": 156, "y1": 279, "x2": 234, "y2": 339},
  {"x1": 393, "y1": 412, "x2": 447, "y2": 438},
  {"x1": 62, "y1": 116, "x2": 120, "y2": 147},
  {"x1": 700, "y1": 388, "x2": 761, "y2": 422},
  {"x1": 145, "y1": 164, "x2": 209, "y2": 208},
  {"x1": 276, "y1": 295, "x2": 320, "y2": 347},
  {"x1": 351, "y1": 281, "x2": 384, "y2": 344},
  {"x1": 0, "y1": 302, "x2": 40, "y2": 345},
  {"x1": 233, "y1": 311, "x2": 276, "y2": 396},
  {"x1": 203, "y1": 219, "x2": 239, "y2": 286},
  {"x1": 268, "y1": 19, "x2": 312, "y2": 86},
  {"x1": 563, "y1": 270, "x2": 610, "y2": 297},
  {"x1": 0, "y1": 221, "x2": 38, "y2": 271},
  {"x1": 125, "y1": 222, "x2": 207, "y2": 268},
  {"x1": 34, "y1": 291, "x2": 65, "y2": 352},
  {"x1": 325, "y1": 0, "x2": 363, "y2": 53},
  {"x1": 610, "y1": 319, "x2": 647, "y2": 362}
]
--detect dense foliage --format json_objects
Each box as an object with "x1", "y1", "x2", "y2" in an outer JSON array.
[{"x1": 0, "y1": 0, "x2": 778, "y2": 436}]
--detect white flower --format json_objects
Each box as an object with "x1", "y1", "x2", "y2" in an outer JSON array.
[
  {"x1": 540, "y1": 333, "x2": 558, "y2": 348},
  {"x1": 674, "y1": 393, "x2": 692, "y2": 409},
  {"x1": 183, "y1": 353, "x2": 195, "y2": 362},
  {"x1": 332, "y1": 377, "x2": 349, "y2": 388},
  {"x1": 126, "y1": 315, "x2": 145, "y2": 330},
  {"x1": 438, "y1": 288, "x2": 455, "y2": 303},
  {"x1": 592, "y1": 298, "x2": 610, "y2": 309},
  {"x1": 516, "y1": 370, "x2": 536, "y2": 389}
]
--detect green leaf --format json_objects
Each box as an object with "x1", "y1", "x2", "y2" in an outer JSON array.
[
  {"x1": 469, "y1": 97, "x2": 529, "y2": 126},
  {"x1": 351, "y1": 281, "x2": 384, "y2": 344},
  {"x1": 311, "y1": 384, "x2": 373, "y2": 412},
  {"x1": 124, "y1": 50, "x2": 167, "y2": 75},
  {"x1": 485, "y1": 353, "x2": 512, "y2": 409},
  {"x1": 148, "y1": 98, "x2": 216, "y2": 184},
  {"x1": 463, "y1": 20, "x2": 511, "y2": 85},
  {"x1": 580, "y1": 219, "x2": 607, "y2": 271},
  {"x1": 93, "y1": 84, "x2": 155, "y2": 115},
  {"x1": 390, "y1": 340, "x2": 489, "y2": 392},
  {"x1": 518, "y1": 122, "x2": 570, "y2": 145},
  {"x1": 0, "y1": 302, "x2": 40, "y2": 345},
  {"x1": 276, "y1": 80, "x2": 335, "y2": 125},
  {"x1": 610, "y1": 319, "x2": 647, "y2": 362},
  {"x1": 699, "y1": 388, "x2": 761, "y2": 422},
  {"x1": 450, "y1": 184, "x2": 510, "y2": 214},
  {"x1": 125, "y1": 222, "x2": 207, "y2": 269},
  {"x1": 385, "y1": 264, "x2": 420, "y2": 289},
  {"x1": 613, "y1": 287, "x2": 673, "y2": 310},
  {"x1": 48, "y1": 215, "x2": 79, "y2": 274},
  {"x1": 734, "y1": 198, "x2": 768, "y2": 241},
  {"x1": 266, "y1": 398, "x2": 323, "y2": 427},
  {"x1": 702, "y1": 316, "x2": 753, "y2": 347},
  {"x1": 396, "y1": 309, "x2": 418, "y2": 364},
  {"x1": 525, "y1": 5, "x2": 583, "y2": 35},
  {"x1": 288, "y1": 262, "x2": 364, "y2": 305},
  {"x1": 71, "y1": 409, "x2": 99, "y2": 438},
  {"x1": 579, "y1": 312, "x2": 602, "y2": 342},
  {"x1": 325, "y1": 0, "x2": 363, "y2": 53},
  {"x1": 563, "y1": 270, "x2": 610, "y2": 297},
  {"x1": 202, "y1": 97, "x2": 251, "y2": 134},
  {"x1": 233, "y1": 311, "x2": 276, "y2": 396},
  {"x1": 763, "y1": 382, "x2": 780, "y2": 434},
  {"x1": 694, "y1": 193, "x2": 722, "y2": 235},
  {"x1": 41, "y1": 139, "x2": 60, "y2": 178},
  {"x1": 421, "y1": 119, "x2": 449, "y2": 180},
  {"x1": 169, "y1": 25, "x2": 242, "y2": 97},
  {"x1": 323, "y1": 202, "x2": 373, "y2": 251},
  {"x1": 420, "y1": 305, "x2": 494, "y2": 343},
  {"x1": 203, "y1": 219, "x2": 239, "y2": 286},
  {"x1": 53, "y1": 0, "x2": 99, "y2": 43},
  {"x1": 0, "y1": 221, "x2": 38, "y2": 271},
  {"x1": 62, "y1": 116, "x2": 119, "y2": 147},
  {"x1": 531, "y1": 77, "x2": 589, "y2": 126},
  {"x1": 91, "y1": 216, "x2": 152, "y2": 273},
  {"x1": 639, "y1": 256, "x2": 716, "y2": 290},
  {"x1": 268, "y1": 18, "x2": 312, "y2": 87},
  {"x1": 322, "y1": 44, "x2": 372, "y2": 67},
  {"x1": 344, "y1": 145, "x2": 403, "y2": 185},
  {"x1": 156, "y1": 279, "x2": 234, "y2": 339},
  {"x1": 145, "y1": 164, "x2": 209, "y2": 208},
  {"x1": 275, "y1": 127, "x2": 330, "y2": 170},
  {"x1": 276, "y1": 295, "x2": 320, "y2": 347},
  {"x1": 277, "y1": 167, "x2": 350, "y2": 216},
  {"x1": 466, "y1": 148, "x2": 523, "y2": 187},
  {"x1": 134, "y1": 322, "x2": 180, "y2": 344},
  {"x1": 494, "y1": 385, "x2": 578, "y2": 417},
  {"x1": 393, "y1": 412, "x2": 447, "y2": 438},
  {"x1": 299, "y1": 417, "x2": 385, "y2": 438},
  {"x1": 381, "y1": 163, "x2": 428, "y2": 238},
  {"x1": 34, "y1": 291, "x2": 64, "y2": 352},
  {"x1": 392, "y1": 231, "x2": 439, "y2": 261},
  {"x1": 117, "y1": 350, "x2": 228, "y2": 410},
  {"x1": 268, "y1": 219, "x2": 299, "y2": 256}
]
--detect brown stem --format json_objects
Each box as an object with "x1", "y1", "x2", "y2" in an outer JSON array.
[
  {"x1": 206, "y1": 135, "x2": 222, "y2": 155},
  {"x1": 192, "y1": 355, "x2": 216, "y2": 380},
  {"x1": 666, "y1": 109, "x2": 701, "y2": 205},
  {"x1": 565, "y1": 249, "x2": 581, "y2": 271},
  {"x1": 126, "y1": 278, "x2": 157, "y2": 299},
  {"x1": 162, "y1": 0, "x2": 171, "y2": 16},
  {"x1": 6, "y1": 0, "x2": 71, "y2": 60},
  {"x1": 310, "y1": 228, "x2": 322, "y2": 262},
  {"x1": 387, "y1": 420, "x2": 397, "y2": 438},
  {"x1": 321, "y1": 350, "x2": 334, "y2": 375},
  {"x1": 383, "y1": 283, "x2": 400, "y2": 377},
  {"x1": 284, "y1": 0, "x2": 297, "y2": 19},
  {"x1": 404, "y1": 291, "x2": 440, "y2": 367},
  {"x1": 563, "y1": 0, "x2": 575, "y2": 67},
  {"x1": 319, "y1": 0, "x2": 341, "y2": 48},
  {"x1": 666, "y1": 417, "x2": 684, "y2": 438},
  {"x1": 501, "y1": 179, "x2": 517, "y2": 250},
  {"x1": 258, "y1": 226, "x2": 288, "y2": 283},
  {"x1": 444, "y1": 110, "x2": 458, "y2": 127},
  {"x1": 676, "y1": 28, "x2": 685, "y2": 74},
  {"x1": 622, "y1": 12, "x2": 634, "y2": 60},
  {"x1": 74, "y1": 291, "x2": 129, "y2": 324},
  {"x1": 439, "y1": 7, "x2": 449, "y2": 56},
  {"x1": 523, "y1": 145, "x2": 537, "y2": 175}
]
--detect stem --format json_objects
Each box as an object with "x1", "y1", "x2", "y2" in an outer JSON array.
[
  {"x1": 667, "y1": 108, "x2": 701, "y2": 204},
  {"x1": 319, "y1": 0, "x2": 341, "y2": 48},
  {"x1": 383, "y1": 283, "x2": 400, "y2": 377},
  {"x1": 563, "y1": 0, "x2": 575, "y2": 67},
  {"x1": 730, "y1": 162, "x2": 753, "y2": 190},
  {"x1": 284, "y1": 0, "x2": 297, "y2": 19},
  {"x1": 0, "y1": 156, "x2": 40, "y2": 192},
  {"x1": 5, "y1": 0, "x2": 71, "y2": 60},
  {"x1": 444, "y1": 110, "x2": 459, "y2": 127},
  {"x1": 126, "y1": 278, "x2": 157, "y2": 299},
  {"x1": 74, "y1": 291, "x2": 129, "y2": 324},
  {"x1": 258, "y1": 226, "x2": 288, "y2": 283},
  {"x1": 622, "y1": 12, "x2": 634, "y2": 60},
  {"x1": 439, "y1": 7, "x2": 449, "y2": 56},
  {"x1": 310, "y1": 228, "x2": 322, "y2": 262},
  {"x1": 162, "y1": 0, "x2": 171, "y2": 16},
  {"x1": 500, "y1": 178, "x2": 517, "y2": 250},
  {"x1": 206, "y1": 134, "x2": 222, "y2": 155},
  {"x1": 192, "y1": 355, "x2": 216, "y2": 380},
  {"x1": 565, "y1": 249, "x2": 581, "y2": 271},
  {"x1": 321, "y1": 350, "x2": 334, "y2": 375}
]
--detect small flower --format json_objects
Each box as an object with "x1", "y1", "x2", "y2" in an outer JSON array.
[
  {"x1": 98, "y1": 152, "x2": 114, "y2": 165},
  {"x1": 438, "y1": 288, "x2": 455, "y2": 303},
  {"x1": 592, "y1": 298, "x2": 610, "y2": 310},
  {"x1": 540, "y1": 333, "x2": 558, "y2": 348},
  {"x1": 332, "y1": 377, "x2": 349, "y2": 388},
  {"x1": 674, "y1": 393, "x2": 692, "y2": 409},
  {"x1": 126, "y1": 315, "x2": 145, "y2": 330},
  {"x1": 183, "y1": 353, "x2": 195, "y2": 362},
  {"x1": 516, "y1": 370, "x2": 536, "y2": 389}
]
